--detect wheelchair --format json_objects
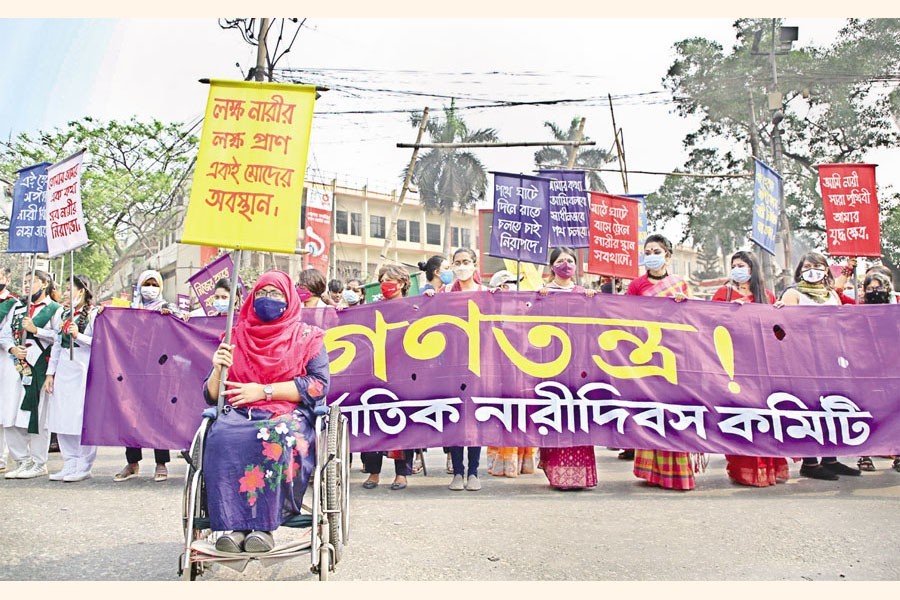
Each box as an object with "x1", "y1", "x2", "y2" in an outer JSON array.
[{"x1": 178, "y1": 403, "x2": 350, "y2": 581}]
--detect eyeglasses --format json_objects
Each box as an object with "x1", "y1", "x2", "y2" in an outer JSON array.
[
  {"x1": 254, "y1": 289, "x2": 286, "y2": 300},
  {"x1": 865, "y1": 286, "x2": 883, "y2": 293}
]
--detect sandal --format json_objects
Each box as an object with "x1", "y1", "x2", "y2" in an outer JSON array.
[
  {"x1": 113, "y1": 463, "x2": 139, "y2": 482},
  {"x1": 857, "y1": 457, "x2": 876, "y2": 472},
  {"x1": 617, "y1": 449, "x2": 635, "y2": 460},
  {"x1": 893, "y1": 458, "x2": 900, "y2": 473},
  {"x1": 153, "y1": 463, "x2": 168, "y2": 482}
]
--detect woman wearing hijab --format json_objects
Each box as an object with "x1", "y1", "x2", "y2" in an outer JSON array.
[
  {"x1": 114, "y1": 269, "x2": 175, "y2": 482},
  {"x1": 0, "y1": 270, "x2": 61, "y2": 479},
  {"x1": 44, "y1": 274, "x2": 98, "y2": 482},
  {"x1": 204, "y1": 270, "x2": 330, "y2": 554}
]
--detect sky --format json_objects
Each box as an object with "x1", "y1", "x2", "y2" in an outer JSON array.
[{"x1": 1, "y1": 18, "x2": 897, "y2": 227}]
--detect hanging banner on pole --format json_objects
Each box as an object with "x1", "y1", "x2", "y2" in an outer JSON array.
[
  {"x1": 817, "y1": 163, "x2": 881, "y2": 257},
  {"x1": 45, "y1": 151, "x2": 88, "y2": 258},
  {"x1": 7, "y1": 162, "x2": 50, "y2": 254},
  {"x1": 304, "y1": 185, "x2": 332, "y2": 273},
  {"x1": 488, "y1": 172, "x2": 550, "y2": 264},
  {"x1": 536, "y1": 169, "x2": 590, "y2": 248},
  {"x1": 187, "y1": 252, "x2": 239, "y2": 316},
  {"x1": 181, "y1": 79, "x2": 317, "y2": 253},
  {"x1": 587, "y1": 192, "x2": 640, "y2": 279},
  {"x1": 751, "y1": 159, "x2": 781, "y2": 256}
]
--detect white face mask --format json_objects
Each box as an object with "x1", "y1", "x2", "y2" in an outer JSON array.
[
  {"x1": 452, "y1": 264, "x2": 476, "y2": 282},
  {"x1": 730, "y1": 267, "x2": 751, "y2": 283},
  {"x1": 643, "y1": 253, "x2": 666, "y2": 271},
  {"x1": 801, "y1": 268, "x2": 826, "y2": 284},
  {"x1": 141, "y1": 286, "x2": 160, "y2": 301}
]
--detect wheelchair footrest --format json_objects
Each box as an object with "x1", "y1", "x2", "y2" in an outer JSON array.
[{"x1": 190, "y1": 538, "x2": 312, "y2": 559}]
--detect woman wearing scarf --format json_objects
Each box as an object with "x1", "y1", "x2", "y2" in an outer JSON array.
[
  {"x1": 44, "y1": 275, "x2": 98, "y2": 482},
  {"x1": 0, "y1": 270, "x2": 61, "y2": 479},
  {"x1": 712, "y1": 251, "x2": 788, "y2": 487},
  {"x1": 626, "y1": 234, "x2": 700, "y2": 491},
  {"x1": 204, "y1": 270, "x2": 330, "y2": 554},
  {"x1": 779, "y1": 252, "x2": 862, "y2": 480},
  {"x1": 114, "y1": 269, "x2": 175, "y2": 482}
]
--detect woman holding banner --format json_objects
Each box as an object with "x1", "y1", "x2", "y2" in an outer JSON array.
[
  {"x1": 779, "y1": 252, "x2": 862, "y2": 480},
  {"x1": 0, "y1": 270, "x2": 61, "y2": 479},
  {"x1": 43, "y1": 275, "x2": 98, "y2": 482},
  {"x1": 203, "y1": 270, "x2": 330, "y2": 554},
  {"x1": 712, "y1": 251, "x2": 788, "y2": 487},
  {"x1": 360, "y1": 265, "x2": 416, "y2": 491},
  {"x1": 536, "y1": 247, "x2": 598, "y2": 490},
  {"x1": 114, "y1": 269, "x2": 174, "y2": 483},
  {"x1": 626, "y1": 234, "x2": 699, "y2": 491}
]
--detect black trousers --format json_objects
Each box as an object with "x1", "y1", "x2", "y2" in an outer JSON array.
[{"x1": 125, "y1": 447, "x2": 171, "y2": 464}]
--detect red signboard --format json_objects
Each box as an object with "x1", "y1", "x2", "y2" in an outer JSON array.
[
  {"x1": 305, "y1": 186, "x2": 332, "y2": 273},
  {"x1": 586, "y1": 192, "x2": 640, "y2": 279},
  {"x1": 817, "y1": 164, "x2": 880, "y2": 257}
]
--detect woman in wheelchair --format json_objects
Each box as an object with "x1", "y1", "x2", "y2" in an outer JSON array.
[{"x1": 203, "y1": 270, "x2": 330, "y2": 554}]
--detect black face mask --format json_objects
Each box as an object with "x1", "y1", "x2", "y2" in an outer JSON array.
[
  {"x1": 865, "y1": 290, "x2": 891, "y2": 304},
  {"x1": 0, "y1": 283, "x2": 6, "y2": 293},
  {"x1": 30, "y1": 287, "x2": 45, "y2": 303}
]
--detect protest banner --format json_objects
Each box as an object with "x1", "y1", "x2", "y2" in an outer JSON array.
[
  {"x1": 304, "y1": 185, "x2": 332, "y2": 273},
  {"x1": 7, "y1": 162, "x2": 50, "y2": 254},
  {"x1": 180, "y1": 80, "x2": 316, "y2": 253},
  {"x1": 752, "y1": 159, "x2": 781, "y2": 256},
  {"x1": 817, "y1": 164, "x2": 881, "y2": 257},
  {"x1": 187, "y1": 252, "x2": 237, "y2": 316},
  {"x1": 536, "y1": 169, "x2": 589, "y2": 248},
  {"x1": 622, "y1": 193, "x2": 648, "y2": 266},
  {"x1": 84, "y1": 294, "x2": 900, "y2": 457},
  {"x1": 587, "y1": 192, "x2": 640, "y2": 279},
  {"x1": 177, "y1": 294, "x2": 191, "y2": 313},
  {"x1": 44, "y1": 151, "x2": 88, "y2": 257},
  {"x1": 489, "y1": 172, "x2": 551, "y2": 264}
]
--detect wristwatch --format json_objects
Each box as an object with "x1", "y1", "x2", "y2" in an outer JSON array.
[{"x1": 263, "y1": 384, "x2": 273, "y2": 402}]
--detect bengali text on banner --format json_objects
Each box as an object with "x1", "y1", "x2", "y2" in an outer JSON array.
[
  {"x1": 817, "y1": 163, "x2": 881, "y2": 257},
  {"x1": 587, "y1": 192, "x2": 640, "y2": 279},
  {"x1": 752, "y1": 158, "x2": 781, "y2": 256},
  {"x1": 489, "y1": 172, "x2": 551, "y2": 264},
  {"x1": 44, "y1": 151, "x2": 88, "y2": 258},
  {"x1": 7, "y1": 162, "x2": 50, "y2": 254}
]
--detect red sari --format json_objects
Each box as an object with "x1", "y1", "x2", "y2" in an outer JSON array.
[{"x1": 712, "y1": 283, "x2": 789, "y2": 487}]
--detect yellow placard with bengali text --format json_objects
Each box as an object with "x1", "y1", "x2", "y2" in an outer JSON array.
[{"x1": 181, "y1": 79, "x2": 316, "y2": 253}]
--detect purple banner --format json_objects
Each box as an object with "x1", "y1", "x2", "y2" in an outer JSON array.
[
  {"x1": 489, "y1": 172, "x2": 551, "y2": 264},
  {"x1": 7, "y1": 162, "x2": 50, "y2": 254},
  {"x1": 83, "y1": 296, "x2": 900, "y2": 456},
  {"x1": 537, "y1": 169, "x2": 589, "y2": 248},
  {"x1": 187, "y1": 253, "x2": 235, "y2": 316}
]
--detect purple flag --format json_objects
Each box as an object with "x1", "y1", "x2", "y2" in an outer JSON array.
[
  {"x1": 187, "y1": 253, "x2": 236, "y2": 316},
  {"x1": 83, "y1": 296, "x2": 900, "y2": 456},
  {"x1": 537, "y1": 169, "x2": 589, "y2": 248},
  {"x1": 489, "y1": 172, "x2": 551, "y2": 264}
]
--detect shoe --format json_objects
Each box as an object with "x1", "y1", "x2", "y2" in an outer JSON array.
[
  {"x1": 49, "y1": 470, "x2": 69, "y2": 481},
  {"x1": 466, "y1": 475, "x2": 481, "y2": 491},
  {"x1": 449, "y1": 474, "x2": 465, "y2": 491},
  {"x1": 63, "y1": 471, "x2": 93, "y2": 482},
  {"x1": 153, "y1": 463, "x2": 168, "y2": 482},
  {"x1": 4, "y1": 460, "x2": 33, "y2": 479},
  {"x1": 390, "y1": 478, "x2": 408, "y2": 490},
  {"x1": 857, "y1": 457, "x2": 876, "y2": 472},
  {"x1": 243, "y1": 530, "x2": 275, "y2": 553},
  {"x1": 618, "y1": 449, "x2": 635, "y2": 460},
  {"x1": 362, "y1": 479, "x2": 378, "y2": 489},
  {"x1": 215, "y1": 530, "x2": 247, "y2": 553},
  {"x1": 893, "y1": 458, "x2": 900, "y2": 473},
  {"x1": 113, "y1": 463, "x2": 140, "y2": 482},
  {"x1": 822, "y1": 461, "x2": 861, "y2": 477},
  {"x1": 16, "y1": 463, "x2": 48, "y2": 479},
  {"x1": 799, "y1": 464, "x2": 839, "y2": 481}
]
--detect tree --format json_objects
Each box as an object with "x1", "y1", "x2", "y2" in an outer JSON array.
[
  {"x1": 0, "y1": 116, "x2": 199, "y2": 290},
  {"x1": 407, "y1": 101, "x2": 498, "y2": 257},
  {"x1": 656, "y1": 18, "x2": 900, "y2": 275},
  {"x1": 533, "y1": 117, "x2": 614, "y2": 192}
]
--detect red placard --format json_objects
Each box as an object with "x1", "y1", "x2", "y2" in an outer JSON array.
[
  {"x1": 586, "y1": 192, "x2": 640, "y2": 279},
  {"x1": 305, "y1": 187, "x2": 332, "y2": 273},
  {"x1": 817, "y1": 164, "x2": 880, "y2": 257}
]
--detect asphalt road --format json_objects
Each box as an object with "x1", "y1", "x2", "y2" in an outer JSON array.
[{"x1": 2, "y1": 446, "x2": 898, "y2": 581}]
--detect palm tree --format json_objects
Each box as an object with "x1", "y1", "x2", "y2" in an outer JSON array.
[
  {"x1": 533, "y1": 117, "x2": 614, "y2": 192},
  {"x1": 407, "y1": 101, "x2": 498, "y2": 257}
]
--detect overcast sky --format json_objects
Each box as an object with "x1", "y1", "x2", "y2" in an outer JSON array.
[{"x1": 1, "y1": 18, "x2": 896, "y2": 212}]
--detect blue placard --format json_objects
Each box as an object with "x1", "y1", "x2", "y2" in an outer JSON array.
[
  {"x1": 537, "y1": 169, "x2": 590, "y2": 248},
  {"x1": 489, "y1": 172, "x2": 551, "y2": 264},
  {"x1": 7, "y1": 162, "x2": 51, "y2": 254},
  {"x1": 751, "y1": 159, "x2": 781, "y2": 256}
]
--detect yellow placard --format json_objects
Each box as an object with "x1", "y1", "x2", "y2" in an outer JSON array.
[
  {"x1": 110, "y1": 297, "x2": 131, "y2": 308},
  {"x1": 181, "y1": 80, "x2": 316, "y2": 253},
  {"x1": 502, "y1": 259, "x2": 545, "y2": 291}
]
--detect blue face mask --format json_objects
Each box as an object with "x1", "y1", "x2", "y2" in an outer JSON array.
[
  {"x1": 439, "y1": 271, "x2": 454, "y2": 285},
  {"x1": 253, "y1": 297, "x2": 287, "y2": 322},
  {"x1": 644, "y1": 253, "x2": 666, "y2": 271},
  {"x1": 342, "y1": 290, "x2": 360, "y2": 305},
  {"x1": 730, "y1": 267, "x2": 751, "y2": 283},
  {"x1": 212, "y1": 298, "x2": 230, "y2": 314}
]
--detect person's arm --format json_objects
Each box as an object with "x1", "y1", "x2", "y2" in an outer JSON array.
[
  {"x1": 0, "y1": 309, "x2": 16, "y2": 354},
  {"x1": 292, "y1": 346, "x2": 331, "y2": 407},
  {"x1": 832, "y1": 257, "x2": 857, "y2": 292},
  {"x1": 780, "y1": 288, "x2": 800, "y2": 305}
]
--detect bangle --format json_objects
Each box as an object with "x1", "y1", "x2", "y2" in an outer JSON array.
[{"x1": 841, "y1": 267, "x2": 853, "y2": 276}]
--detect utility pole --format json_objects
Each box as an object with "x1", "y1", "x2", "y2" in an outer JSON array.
[{"x1": 254, "y1": 19, "x2": 270, "y2": 82}]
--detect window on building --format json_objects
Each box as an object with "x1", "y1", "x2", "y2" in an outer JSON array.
[
  {"x1": 397, "y1": 219, "x2": 407, "y2": 241},
  {"x1": 409, "y1": 220, "x2": 421, "y2": 243},
  {"x1": 451, "y1": 227, "x2": 472, "y2": 249},
  {"x1": 335, "y1": 210, "x2": 348, "y2": 235},
  {"x1": 426, "y1": 223, "x2": 441, "y2": 246},
  {"x1": 350, "y1": 212, "x2": 362, "y2": 236},
  {"x1": 370, "y1": 215, "x2": 386, "y2": 239}
]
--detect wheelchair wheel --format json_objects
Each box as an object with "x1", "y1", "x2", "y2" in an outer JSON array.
[
  {"x1": 339, "y1": 409, "x2": 350, "y2": 544},
  {"x1": 181, "y1": 418, "x2": 212, "y2": 581},
  {"x1": 324, "y1": 404, "x2": 345, "y2": 565},
  {"x1": 317, "y1": 546, "x2": 331, "y2": 581}
]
